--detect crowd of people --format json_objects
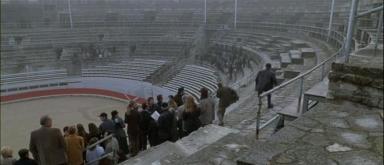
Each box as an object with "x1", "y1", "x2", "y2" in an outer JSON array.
[{"x1": 1, "y1": 83, "x2": 239, "y2": 165}]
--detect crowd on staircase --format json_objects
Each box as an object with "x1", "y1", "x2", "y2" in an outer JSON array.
[{"x1": 1, "y1": 84, "x2": 239, "y2": 165}]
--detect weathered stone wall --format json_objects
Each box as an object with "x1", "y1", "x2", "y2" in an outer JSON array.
[{"x1": 328, "y1": 62, "x2": 384, "y2": 108}]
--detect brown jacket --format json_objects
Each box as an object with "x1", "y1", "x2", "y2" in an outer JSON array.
[
  {"x1": 65, "y1": 135, "x2": 85, "y2": 165},
  {"x1": 216, "y1": 86, "x2": 239, "y2": 108},
  {"x1": 29, "y1": 127, "x2": 68, "y2": 165}
]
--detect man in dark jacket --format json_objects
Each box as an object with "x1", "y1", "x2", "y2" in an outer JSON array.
[
  {"x1": 157, "y1": 103, "x2": 175, "y2": 144},
  {"x1": 14, "y1": 149, "x2": 38, "y2": 165},
  {"x1": 155, "y1": 95, "x2": 164, "y2": 112},
  {"x1": 125, "y1": 101, "x2": 141, "y2": 156},
  {"x1": 255, "y1": 63, "x2": 277, "y2": 108},
  {"x1": 174, "y1": 87, "x2": 185, "y2": 106},
  {"x1": 111, "y1": 110, "x2": 129, "y2": 154},
  {"x1": 29, "y1": 115, "x2": 67, "y2": 165},
  {"x1": 216, "y1": 83, "x2": 239, "y2": 126},
  {"x1": 99, "y1": 112, "x2": 116, "y2": 136},
  {"x1": 147, "y1": 97, "x2": 157, "y2": 114}
]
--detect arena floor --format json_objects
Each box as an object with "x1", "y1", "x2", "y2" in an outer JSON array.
[{"x1": 1, "y1": 96, "x2": 129, "y2": 153}]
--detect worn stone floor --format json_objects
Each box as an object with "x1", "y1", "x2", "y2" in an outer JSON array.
[{"x1": 237, "y1": 100, "x2": 383, "y2": 165}]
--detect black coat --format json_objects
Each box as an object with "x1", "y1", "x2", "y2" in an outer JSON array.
[
  {"x1": 255, "y1": 69, "x2": 277, "y2": 93},
  {"x1": 182, "y1": 110, "x2": 201, "y2": 135},
  {"x1": 139, "y1": 110, "x2": 151, "y2": 134},
  {"x1": 14, "y1": 158, "x2": 38, "y2": 165},
  {"x1": 157, "y1": 110, "x2": 175, "y2": 143}
]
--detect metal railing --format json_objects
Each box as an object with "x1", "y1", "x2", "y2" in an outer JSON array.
[
  {"x1": 85, "y1": 134, "x2": 118, "y2": 165},
  {"x1": 217, "y1": 22, "x2": 347, "y2": 139},
  {"x1": 254, "y1": 48, "x2": 343, "y2": 139}
]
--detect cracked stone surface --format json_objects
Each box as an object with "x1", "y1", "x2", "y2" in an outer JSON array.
[
  {"x1": 237, "y1": 101, "x2": 383, "y2": 165},
  {"x1": 326, "y1": 143, "x2": 352, "y2": 152}
]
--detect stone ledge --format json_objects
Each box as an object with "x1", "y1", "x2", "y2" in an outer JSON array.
[{"x1": 331, "y1": 63, "x2": 383, "y2": 79}]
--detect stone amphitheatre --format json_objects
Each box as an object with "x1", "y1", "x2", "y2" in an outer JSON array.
[{"x1": 0, "y1": 0, "x2": 383, "y2": 164}]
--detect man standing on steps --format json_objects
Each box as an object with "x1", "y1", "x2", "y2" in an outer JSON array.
[
  {"x1": 29, "y1": 115, "x2": 68, "y2": 165},
  {"x1": 255, "y1": 63, "x2": 277, "y2": 109},
  {"x1": 216, "y1": 83, "x2": 239, "y2": 126}
]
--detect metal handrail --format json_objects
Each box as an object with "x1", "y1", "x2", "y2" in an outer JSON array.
[
  {"x1": 248, "y1": 23, "x2": 346, "y2": 139},
  {"x1": 259, "y1": 50, "x2": 341, "y2": 98},
  {"x1": 85, "y1": 134, "x2": 113, "y2": 151},
  {"x1": 255, "y1": 49, "x2": 341, "y2": 139}
]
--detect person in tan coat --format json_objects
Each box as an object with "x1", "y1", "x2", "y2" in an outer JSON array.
[
  {"x1": 29, "y1": 115, "x2": 68, "y2": 165},
  {"x1": 65, "y1": 126, "x2": 85, "y2": 165}
]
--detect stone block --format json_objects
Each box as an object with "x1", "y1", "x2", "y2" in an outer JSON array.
[
  {"x1": 271, "y1": 60, "x2": 282, "y2": 70},
  {"x1": 280, "y1": 53, "x2": 291, "y2": 68},
  {"x1": 289, "y1": 50, "x2": 303, "y2": 64},
  {"x1": 300, "y1": 48, "x2": 316, "y2": 58},
  {"x1": 291, "y1": 40, "x2": 308, "y2": 49},
  {"x1": 284, "y1": 70, "x2": 300, "y2": 79}
]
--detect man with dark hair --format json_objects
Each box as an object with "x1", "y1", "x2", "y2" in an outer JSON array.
[
  {"x1": 111, "y1": 110, "x2": 129, "y2": 154},
  {"x1": 14, "y1": 149, "x2": 38, "y2": 165},
  {"x1": 29, "y1": 115, "x2": 68, "y2": 165},
  {"x1": 125, "y1": 101, "x2": 141, "y2": 156},
  {"x1": 174, "y1": 87, "x2": 185, "y2": 106},
  {"x1": 255, "y1": 63, "x2": 277, "y2": 108},
  {"x1": 147, "y1": 97, "x2": 156, "y2": 114},
  {"x1": 99, "y1": 112, "x2": 116, "y2": 136},
  {"x1": 156, "y1": 95, "x2": 164, "y2": 112},
  {"x1": 157, "y1": 103, "x2": 175, "y2": 144}
]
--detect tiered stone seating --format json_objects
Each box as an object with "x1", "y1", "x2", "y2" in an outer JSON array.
[
  {"x1": 1, "y1": 25, "x2": 196, "y2": 73},
  {"x1": 163, "y1": 65, "x2": 218, "y2": 99},
  {"x1": 132, "y1": 41, "x2": 189, "y2": 61},
  {"x1": 212, "y1": 30, "x2": 316, "y2": 82},
  {"x1": 81, "y1": 59, "x2": 166, "y2": 81},
  {"x1": 0, "y1": 69, "x2": 69, "y2": 93}
]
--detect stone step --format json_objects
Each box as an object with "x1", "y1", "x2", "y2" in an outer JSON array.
[
  {"x1": 237, "y1": 101, "x2": 384, "y2": 165},
  {"x1": 175, "y1": 133, "x2": 255, "y2": 164},
  {"x1": 119, "y1": 125, "x2": 239, "y2": 165}
]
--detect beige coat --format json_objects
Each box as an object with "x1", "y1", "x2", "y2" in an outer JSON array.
[{"x1": 65, "y1": 135, "x2": 85, "y2": 165}]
